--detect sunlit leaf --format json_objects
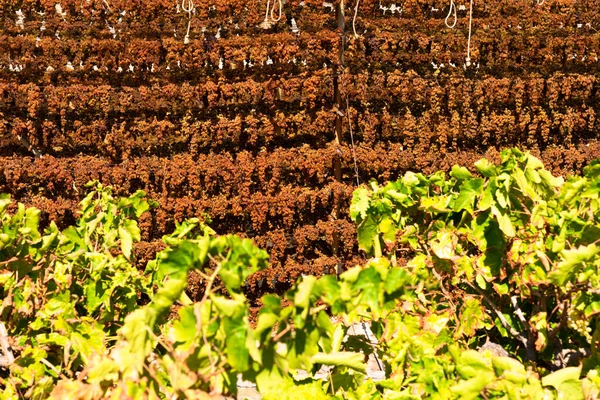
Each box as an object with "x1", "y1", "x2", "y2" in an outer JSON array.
[
  {"x1": 542, "y1": 367, "x2": 584, "y2": 400},
  {"x1": 312, "y1": 352, "x2": 366, "y2": 373},
  {"x1": 549, "y1": 244, "x2": 600, "y2": 286}
]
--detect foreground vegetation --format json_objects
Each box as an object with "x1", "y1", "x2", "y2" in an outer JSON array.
[{"x1": 1, "y1": 149, "x2": 600, "y2": 399}]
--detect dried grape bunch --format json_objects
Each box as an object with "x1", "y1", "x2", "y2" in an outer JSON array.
[{"x1": 1, "y1": 0, "x2": 600, "y2": 295}]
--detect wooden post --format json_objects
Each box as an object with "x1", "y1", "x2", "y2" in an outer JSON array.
[{"x1": 332, "y1": 1, "x2": 345, "y2": 276}]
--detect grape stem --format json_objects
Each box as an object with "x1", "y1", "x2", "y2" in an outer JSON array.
[{"x1": 468, "y1": 282, "x2": 536, "y2": 361}]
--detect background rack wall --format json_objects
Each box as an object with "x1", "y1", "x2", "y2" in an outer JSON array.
[{"x1": 1, "y1": 0, "x2": 600, "y2": 297}]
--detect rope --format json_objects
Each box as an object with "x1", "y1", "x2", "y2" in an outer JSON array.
[
  {"x1": 260, "y1": 0, "x2": 283, "y2": 29},
  {"x1": 271, "y1": 0, "x2": 283, "y2": 22},
  {"x1": 259, "y1": 0, "x2": 272, "y2": 29},
  {"x1": 265, "y1": 0, "x2": 271, "y2": 21},
  {"x1": 465, "y1": 0, "x2": 473, "y2": 66},
  {"x1": 182, "y1": 0, "x2": 194, "y2": 44},
  {"x1": 445, "y1": 0, "x2": 457, "y2": 28},
  {"x1": 352, "y1": 0, "x2": 361, "y2": 38}
]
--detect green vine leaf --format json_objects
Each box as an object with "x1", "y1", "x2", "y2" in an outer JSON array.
[
  {"x1": 312, "y1": 352, "x2": 366, "y2": 373},
  {"x1": 549, "y1": 244, "x2": 600, "y2": 286},
  {"x1": 542, "y1": 367, "x2": 584, "y2": 400}
]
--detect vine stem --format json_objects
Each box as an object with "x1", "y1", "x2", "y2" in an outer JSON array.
[
  {"x1": 197, "y1": 258, "x2": 223, "y2": 369},
  {"x1": 549, "y1": 300, "x2": 569, "y2": 340},
  {"x1": 430, "y1": 267, "x2": 456, "y2": 310},
  {"x1": 467, "y1": 282, "x2": 535, "y2": 361},
  {"x1": 200, "y1": 256, "x2": 222, "y2": 304},
  {"x1": 511, "y1": 296, "x2": 527, "y2": 325},
  {"x1": 272, "y1": 324, "x2": 292, "y2": 341},
  {"x1": 40, "y1": 358, "x2": 69, "y2": 380}
]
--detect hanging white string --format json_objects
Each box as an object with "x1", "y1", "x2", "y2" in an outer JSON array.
[
  {"x1": 182, "y1": 0, "x2": 194, "y2": 44},
  {"x1": 465, "y1": 0, "x2": 473, "y2": 66},
  {"x1": 536, "y1": 0, "x2": 545, "y2": 5},
  {"x1": 271, "y1": 0, "x2": 283, "y2": 22},
  {"x1": 445, "y1": 0, "x2": 457, "y2": 28},
  {"x1": 352, "y1": 0, "x2": 361, "y2": 37},
  {"x1": 260, "y1": 0, "x2": 273, "y2": 29},
  {"x1": 265, "y1": 0, "x2": 271, "y2": 20}
]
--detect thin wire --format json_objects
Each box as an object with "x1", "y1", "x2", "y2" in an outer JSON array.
[
  {"x1": 445, "y1": 0, "x2": 457, "y2": 28},
  {"x1": 339, "y1": 72, "x2": 360, "y2": 186},
  {"x1": 465, "y1": 0, "x2": 473, "y2": 66},
  {"x1": 271, "y1": 0, "x2": 283, "y2": 22},
  {"x1": 346, "y1": 96, "x2": 360, "y2": 186},
  {"x1": 352, "y1": 0, "x2": 361, "y2": 38}
]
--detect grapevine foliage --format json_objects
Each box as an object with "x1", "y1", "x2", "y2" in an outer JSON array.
[
  {"x1": 350, "y1": 149, "x2": 600, "y2": 390},
  {"x1": 0, "y1": 150, "x2": 600, "y2": 399}
]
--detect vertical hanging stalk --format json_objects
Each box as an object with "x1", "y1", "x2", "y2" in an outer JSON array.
[{"x1": 332, "y1": 1, "x2": 345, "y2": 276}]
